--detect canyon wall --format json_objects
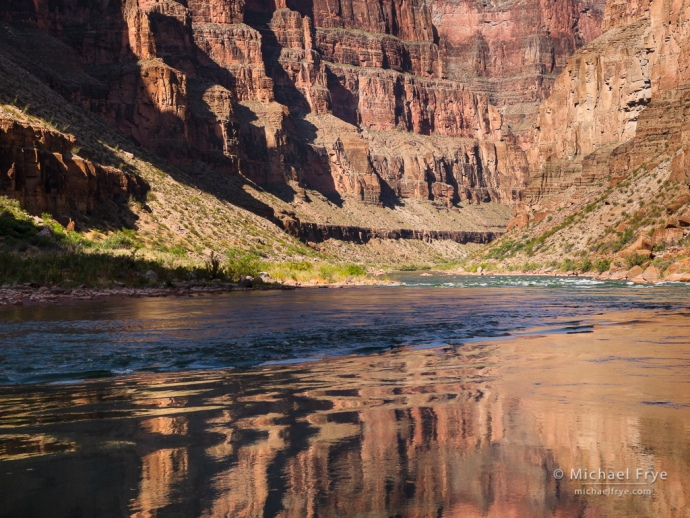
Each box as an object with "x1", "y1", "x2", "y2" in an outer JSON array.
[
  {"x1": 427, "y1": 0, "x2": 607, "y2": 104},
  {"x1": 2, "y1": 0, "x2": 606, "y2": 221},
  {"x1": 524, "y1": 0, "x2": 690, "y2": 207},
  {"x1": 0, "y1": 117, "x2": 148, "y2": 217}
]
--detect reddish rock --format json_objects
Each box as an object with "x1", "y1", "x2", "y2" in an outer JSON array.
[
  {"x1": 0, "y1": 118, "x2": 148, "y2": 217},
  {"x1": 309, "y1": 0, "x2": 435, "y2": 42},
  {"x1": 315, "y1": 28, "x2": 442, "y2": 79},
  {"x1": 667, "y1": 195, "x2": 690, "y2": 214},
  {"x1": 327, "y1": 64, "x2": 502, "y2": 140},
  {"x1": 653, "y1": 228, "x2": 685, "y2": 246},
  {"x1": 427, "y1": 0, "x2": 606, "y2": 107},
  {"x1": 627, "y1": 265, "x2": 645, "y2": 278},
  {"x1": 507, "y1": 214, "x2": 530, "y2": 231},
  {"x1": 666, "y1": 217, "x2": 680, "y2": 229},
  {"x1": 678, "y1": 216, "x2": 690, "y2": 227}
]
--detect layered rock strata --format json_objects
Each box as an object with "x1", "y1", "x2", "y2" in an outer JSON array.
[
  {"x1": 524, "y1": 0, "x2": 690, "y2": 208},
  {"x1": 426, "y1": 0, "x2": 608, "y2": 109},
  {"x1": 0, "y1": 118, "x2": 148, "y2": 217},
  {"x1": 1, "y1": 0, "x2": 616, "y2": 244}
]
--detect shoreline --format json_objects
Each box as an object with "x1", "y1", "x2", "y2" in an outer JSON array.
[
  {"x1": 3, "y1": 269, "x2": 689, "y2": 308},
  {"x1": 0, "y1": 278, "x2": 405, "y2": 307}
]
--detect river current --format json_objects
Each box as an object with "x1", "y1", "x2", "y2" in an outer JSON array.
[
  {"x1": 1, "y1": 275, "x2": 690, "y2": 517},
  {"x1": 0, "y1": 275, "x2": 689, "y2": 385}
]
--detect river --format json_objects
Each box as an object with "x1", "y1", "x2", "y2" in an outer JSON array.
[{"x1": 1, "y1": 275, "x2": 689, "y2": 517}]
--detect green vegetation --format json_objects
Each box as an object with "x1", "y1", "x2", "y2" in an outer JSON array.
[
  {"x1": 595, "y1": 258, "x2": 611, "y2": 274},
  {"x1": 0, "y1": 198, "x2": 370, "y2": 287},
  {"x1": 625, "y1": 252, "x2": 648, "y2": 269}
]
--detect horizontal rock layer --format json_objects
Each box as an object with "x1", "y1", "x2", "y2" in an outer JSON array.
[{"x1": 0, "y1": 117, "x2": 149, "y2": 217}]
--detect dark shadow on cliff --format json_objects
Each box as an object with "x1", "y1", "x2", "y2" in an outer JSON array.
[{"x1": 0, "y1": 16, "x2": 285, "y2": 229}]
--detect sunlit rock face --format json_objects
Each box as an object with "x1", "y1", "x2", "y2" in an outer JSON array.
[
  {"x1": 427, "y1": 0, "x2": 607, "y2": 105},
  {"x1": 524, "y1": 0, "x2": 690, "y2": 206},
  {"x1": 6, "y1": 0, "x2": 607, "y2": 211},
  {"x1": 0, "y1": 117, "x2": 149, "y2": 218}
]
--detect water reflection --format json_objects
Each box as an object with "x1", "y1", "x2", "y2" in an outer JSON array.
[{"x1": 1, "y1": 311, "x2": 690, "y2": 517}]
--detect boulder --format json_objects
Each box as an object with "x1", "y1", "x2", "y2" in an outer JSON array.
[
  {"x1": 627, "y1": 265, "x2": 644, "y2": 278},
  {"x1": 667, "y1": 195, "x2": 690, "y2": 214},
  {"x1": 616, "y1": 223, "x2": 629, "y2": 233},
  {"x1": 144, "y1": 270, "x2": 159, "y2": 282},
  {"x1": 653, "y1": 228, "x2": 685, "y2": 246},
  {"x1": 635, "y1": 265, "x2": 660, "y2": 283},
  {"x1": 665, "y1": 217, "x2": 680, "y2": 229},
  {"x1": 665, "y1": 259, "x2": 690, "y2": 276},
  {"x1": 37, "y1": 227, "x2": 51, "y2": 237},
  {"x1": 678, "y1": 216, "x2": 690, "y2": 227},
  {"x1": 239, "y1": 276, "x2": 254, "y2": 288},
  {"x1": 664, "y1": 273, "x2": 690, "y2": 282}
]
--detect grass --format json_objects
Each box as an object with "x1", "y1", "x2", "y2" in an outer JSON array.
[{"x1": 0, "y1": 198, "x2": 370, "y2": 287}]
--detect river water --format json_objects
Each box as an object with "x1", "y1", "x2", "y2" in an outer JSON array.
[{"x1": 1, "y1": 275, "x2": 690, "y2": 517}]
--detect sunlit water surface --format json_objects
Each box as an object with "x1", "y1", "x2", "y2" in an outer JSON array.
[{"x1": 1, "y1": 275, "x2": 690, "y2": 517}]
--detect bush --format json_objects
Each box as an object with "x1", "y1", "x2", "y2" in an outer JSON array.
[
  {"x1": 595, "y1": 259, "x2": 611, "y2": 274},
  {"x1": 562, "y1": 258, "x2": 577, "y2": 271},
  {"x1": 343, "y1": 264, "x2": 366, "y2": 276},
  {"x1": 580, "y1": 258, "x2": 593, "y2": 272},
  {"x1": 225, "y1": 248, "x2": 262, "y2": 281},
  {"x1": 625, "y1": 252, "x2": 647, "y2": 269}
]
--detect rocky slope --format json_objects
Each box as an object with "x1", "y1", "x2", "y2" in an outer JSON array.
[{"x1": 473, "y1": 0, "x2": 690, "y2": 281}]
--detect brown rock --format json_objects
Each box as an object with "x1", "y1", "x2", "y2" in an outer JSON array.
[
  {"x1": 616, "y1": 223, "x2": 629, "y2": 233},
  {"x1": 653, "y1": 228, "x2": 685, "y2": 246},
  {"x1": 679, "y1": 216, "x2": 690, "y2": 227},
  {"x1": 631, "y1": 236, "x2": 653, "y2": 251},
  {"x1": 507, "y1": 214, "x2": 530, "y2": 231},
  {"x1": 0, "y1": 118, "x2": 148, "y2": 218},
  {"x1": 665, "y1": 258, "x2": 690, "y2": 276},
  {"x1": 667, "y1": 195, "x2": 690, "y2": 214},
  {"x1": 427, "y1": 0, "x2": 606, "y2": 110},
  {"x1": 665, "y1": 217, "x2": 680, "y2": 229},
  {"x1": 664, "y1": 273, "x2": 690, "y2": 282},
  {"x1": 627, "y1": 265, "x2": 644, "y2": 278},
  {"x1": 640, "y1": 265, "x2": 660, "y2": 282}
]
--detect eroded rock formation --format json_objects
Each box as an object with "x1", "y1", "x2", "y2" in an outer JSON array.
[
  {"x1": 4, "y1": 0, "x2": 639, "y2": 242},
  {"x1": 524, "y1": 0, "x2": 690, "y2": 208},
  {"x1": 0, "y1": 118, "x2": 148, "y2": 217}
]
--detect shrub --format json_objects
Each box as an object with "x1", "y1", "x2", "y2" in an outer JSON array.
[
  {"x1": 225, "y1": 248, "x2": 262, "y2": 281},
  {"x1": 595, "y1": 259, "x2": 611, "y2": 274},
  {"x1": 625, "y1": 252, "x2": 647, "y2": 269},
  {"x1": 562, "y1": 258, "x2": 577, "y2": 271},
  {"x1": 580, "y1": 257, "x2": 593, "y2": 272},
  {"x1": 343, "y1": 264, "x2": 366, "y2": 276}
]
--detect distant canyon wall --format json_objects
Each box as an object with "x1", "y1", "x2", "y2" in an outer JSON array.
[{"x1": 1, "y1": 0, "x2": 610, "y2": 215}]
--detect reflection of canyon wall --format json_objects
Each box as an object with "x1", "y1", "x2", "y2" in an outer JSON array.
[
  {"x1": 1, "y1": 0, "x2": 608, "y2": 216},
  {"x1": 116, "y1": 342, "x2": 681, "y2": 518}
]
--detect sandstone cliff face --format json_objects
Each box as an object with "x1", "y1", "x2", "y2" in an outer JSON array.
[
  {"x1": 427, "y1": 0, "x2": 607, "y2": 106},
  {"x1": 309, "y1": 0, "x2": 436, "y2": 41},
  {"x1": 0, "y1": 118, "x2": 148, "y2": 217},
  {"x1": 2, "y1": 0, "x2": 613, "y2": 238},
  {"x1": 525, "y1": 0, "x2": 690, "y2": 205}
]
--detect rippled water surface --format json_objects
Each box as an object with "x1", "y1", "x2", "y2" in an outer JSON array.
[
  {"x1": 1, "y1": 276, "x2": 690, "y2": 517},
  {"x1": 1, "y1": 275, "x2": 689, "y2": 384}
]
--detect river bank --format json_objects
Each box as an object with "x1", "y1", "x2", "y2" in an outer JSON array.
[{"x1": 0, "y1": 277, "x2": 404, "y2": 307}]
